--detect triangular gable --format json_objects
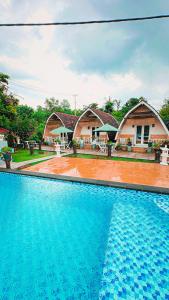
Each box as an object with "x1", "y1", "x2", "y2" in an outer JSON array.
[{"x1": 117, "y1": 101, "x2": 169, "y2": 137}]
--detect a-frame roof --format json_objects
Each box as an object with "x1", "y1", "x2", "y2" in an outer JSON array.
[
  {"x1": 46, "y1": 112, "x2": 78, "y2": 130},
  {"x1": 117, "y1": 100, "x2": 169, "y2": 135}
]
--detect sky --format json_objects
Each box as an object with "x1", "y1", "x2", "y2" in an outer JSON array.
[{"x1": 0, "y1": 0, "x2": 169, "y2": 110}]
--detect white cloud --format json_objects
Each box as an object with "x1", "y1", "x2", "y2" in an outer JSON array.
[
  {"x1": 0, "y1": 0, "x2": 12, "y2": 9},
  {"x1": 0, "y1": 0, "x2": 169, "y2": 110}
]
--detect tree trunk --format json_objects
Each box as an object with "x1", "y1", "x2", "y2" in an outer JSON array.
[
  {"x1": 73, "y1": 145, "x2": 77, "y2": 155},
  {"x1": 39, "y1": 142, "x2": 42, "y2": 151},
  {"x1": 107, "y1": 144, "x2": 112, "y2": 157},
  {"x1": 3, "y1": 152, "x2": 12, "y2": 169},
  {"x1": 5, "y1": 160, "x2": 11, "y2": 169},
  {"x1": 154, "y1": 149, "x2": 161, "y2": 162},
  {"x1": 29, "y1": 144, "x2": 34, "y2": 155}
]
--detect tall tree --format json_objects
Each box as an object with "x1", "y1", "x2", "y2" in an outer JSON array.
[
  {"x1": 45, "y1": 97, "x2": 60, "y2": 112},
  {"x1": 88, "y1": 103, "x2": 99, "y2": 109},
  {"x1": 17, "y1": 105, "x2": 34, "y2": 119},
  {"x1": 121, "y1": 97, "x2": 141, "y2": 116},
  {"x1": 32, "y1": 106, "x2": 50, "y2": 141},
  {"x1": 60, "y1": 99, "x2": 70, "y2": 110},
  {"x1": 11, "y1": 105, "x2": 37, "y2": 141},
  {"x1": 0, "y1": 72, "x2": 19, "y2": 128},
  {"x1": 0, "y1": 72, "x2": 9, "y2": 93},
  {"x1": 160, "y1": 99, "x2": 169, "y2": 121},
  {"x1": 104, "y1": 100, "x2": 114, "y2": 113},
  {"x1": 113, "y1": 99, "x2": 121, "y2": 111}
]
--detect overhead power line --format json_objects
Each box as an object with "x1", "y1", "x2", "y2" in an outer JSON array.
[
  {"x1": 10, "y1": 80, "x2": 73, "y2": 96},
  {"x1": 0, "y1": 14, "x2": 169, "y2": 27}
]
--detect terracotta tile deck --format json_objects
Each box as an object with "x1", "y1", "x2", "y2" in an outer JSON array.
[{"x1": 24, "y1": 157, "x2": 169, "y2": 188}]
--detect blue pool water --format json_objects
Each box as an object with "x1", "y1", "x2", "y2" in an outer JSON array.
[{"x1": 0, "y1": 173, "x2": 168, "y2": 300}]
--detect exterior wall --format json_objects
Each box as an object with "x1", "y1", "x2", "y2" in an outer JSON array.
[
  {"x1": 0, "y1": 134, "x2": 8, "y2": 150},
  {"x1": 74, "y1": 119, "x2": 107, "y2": 142},
  {"x1": 44, "y1": 118, "x2": 62, "y2": 142},
  {"x1": 0, "y1": 134, "x2": 5, "y2": 141},
  {"x1": 0, "y1": 141, "x2": 8, "y2": 151},
  {"x1": 117, "y1": 105, "x2": 169, "y2": 148}
]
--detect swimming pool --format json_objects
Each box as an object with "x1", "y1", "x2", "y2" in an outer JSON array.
[{"x1": 0, "y1": 172, "x2": 168, "y2": 300}]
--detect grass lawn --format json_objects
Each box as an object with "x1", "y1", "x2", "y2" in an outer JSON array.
[
  {"x1": 66, "y1": 153, "x2": 155, "y2": 163},
  {"x1": 19, "y1": 158, "x2": 54, "y2": 170},
  {"x1": 11, "y1": 149, "x2": 56, "y2": 162}
]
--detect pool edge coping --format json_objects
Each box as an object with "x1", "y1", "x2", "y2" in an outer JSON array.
[{"x1": 0, "y1": 168, "x2": 169, "y2": 195}]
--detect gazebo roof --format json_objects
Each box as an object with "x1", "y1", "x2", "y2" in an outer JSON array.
[
  {"x1": 94, "y1": 123, "x2": 119, "y2": 132},
  {"x1": 51, "y1": 126, "x2": 73, "y2": 134}
]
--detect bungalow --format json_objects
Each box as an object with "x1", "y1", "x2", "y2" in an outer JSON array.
[
  {"x1": 43, "y1": 112, "x2": 78, "y2": 144},
  {"x1": 43, "y1": 108, "x2": 118, "y2": 146},
  {"x1": 73, "y1": 108, "x2": 118, "y2": 145},
  {"x1": 116, "y1": 100, "x2": 169, "y2": 153}
]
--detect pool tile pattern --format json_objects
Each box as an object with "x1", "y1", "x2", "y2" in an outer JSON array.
[
  {"x1": 0, "y1": 173, "x2": 169, "y2": 299},
  {"x1": 99, "y1": 192, "x2": 169, "y2": 300},
  {"x1": 0, "y1": 173, "x2": 113, "y2": 299}
]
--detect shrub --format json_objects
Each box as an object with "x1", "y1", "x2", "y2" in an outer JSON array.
[
  {"x1": 1, "y1": 146, "x2": 12, "y2": 153},
  {"x1": 55, "y1": 138, "x2": 61, "y2": 144},
  {"x1": 72, "y1": 139, "x2": 78, "y2": 146},
  {"x1": 116, "y1": 143, "x2": 122, "y2": 150},
  {"x1": 107, "y1": 141, "x2": 113, "y2": 145}
]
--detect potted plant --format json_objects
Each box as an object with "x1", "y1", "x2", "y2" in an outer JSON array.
[
  {"x1": 1, "y1": 146, "x2": 12, "y2": 169},
  {"x1": 161, "y1": 140, "x2": 169, "y2": 148},
  {"x1": 153, "y1": 142, "x2": 161, "y2": 162},
  {"x1": 107, "y1": 141, "x2": 113, "y2": 157},
  {"x1": 127, "y1": 138, "x2": 132, "y2": 152},
  {"x1": 115, "y1": 143, "x2": 122, "y2": 151},
  {"x1": 72, "y1": 139, "x2": 78, "y2": 154},
  {"x1": 147, "y1": 140, "x2": 153, "y2": 153},
  {"x1": 55, "y1": 138, "x2": 61, "y2": 144}
]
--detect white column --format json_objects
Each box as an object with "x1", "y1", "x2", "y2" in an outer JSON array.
[{"x1": 160, "y1": 145, "x2": 169, "y2": 166}]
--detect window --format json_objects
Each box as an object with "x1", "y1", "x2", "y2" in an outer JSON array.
[
  {"x1": 136, "y1": 125, "x2": 150, "y2": 145},
  {"x1": 136, "y1": 126, "x2": 142, "y2": 144},
  {"x1": 143, "y1": 126, "x2": 150, "y2": 144}
]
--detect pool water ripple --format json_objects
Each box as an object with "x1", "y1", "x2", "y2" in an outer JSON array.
[
  {"x1": 0, "y1": 173, "x2": 169, "y2": 300},
  {"x1": 99, "y1": 192, "x2": 169, "y2": 300}
]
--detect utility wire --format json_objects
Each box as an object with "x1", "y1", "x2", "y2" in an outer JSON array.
[
  {"x1": 10, "y1": 80, "x2": 77, "y2": 98},
  {"x1": 0, "y1": 14, "x2": 169, "y2": 27}
]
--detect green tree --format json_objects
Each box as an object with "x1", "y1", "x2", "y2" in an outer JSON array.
[
  {"x1": 113, "y1": 99, "x2": 121, "y2": 111},
  {"x1": 45, "y1": 97, "x2": 60, "y2": 112},
  {"x1": 11, "y1": 104, "x2": 37, "y2": 141},
  {"x1": 0, "y1": 72, "x2": 9, "y2": 91},
  {"x1": 34, "y1": 106, "x2": 49, "y2": 122},
  {"x1": 0, "y1": 73, "x2": 19, "y2": 129},
  {"x1": 104, "y1": 100, "x2": 114, "y2": 113},
  {"x1": 112, "y1": 110, "x2": 123, "y2": 122},
  {"x1": 160, "y1": 99, "x2": 169, "y2": 121},
  {"x1": 83, "y1": 102, "x2": 99, "y2": 110},
  {"x1": 89, "y1": 102, "x2": 99, "y2": 109},
  {"x1": 32, "y1": 106, "x2": 50, "y2": 141},
  {"x1": 17, "y1": 105, "x2": 34, "y2": 119},
  {"x1": 60, "y1": 99, "x2": 70, "y2": 110},
  {"x1": 11, "y1": 117, "x2": 37, "y2": 141},
  {"x1": 121, "y1": 97, "x2": 141, "y2": 116}
]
